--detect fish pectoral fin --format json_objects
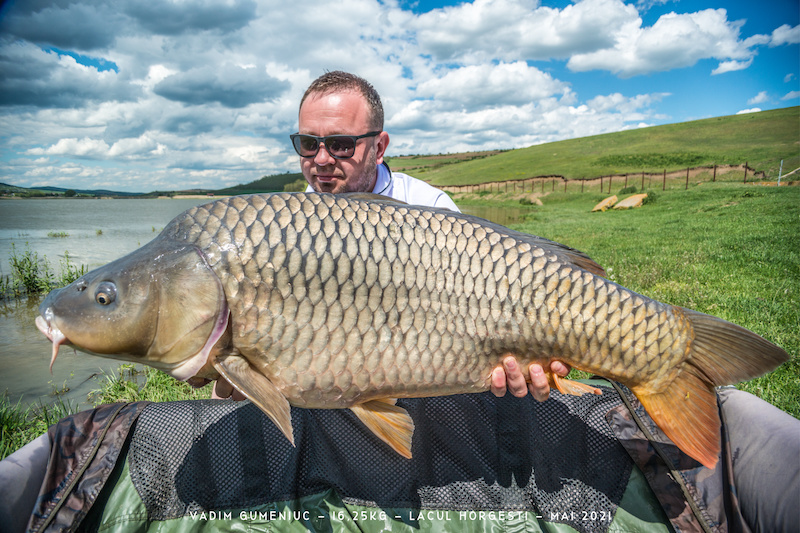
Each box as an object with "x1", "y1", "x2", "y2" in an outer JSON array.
[
  {"x1": 213, "y1": 354, "x2": 294, "y2": 446},
  {"x1": 633, "y1": 372, "x2": 720, "y2": 470},
  {"x1": 551, "y1": 373, "x2": 603, "y2": 396},
  {"x1": 350, "y1": 399, "x2": 415, "y2": 459}
]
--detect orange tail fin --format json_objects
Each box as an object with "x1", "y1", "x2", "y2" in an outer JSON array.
[{"x1": 635, "y1": 307, "x2": 789, "y2": 469}]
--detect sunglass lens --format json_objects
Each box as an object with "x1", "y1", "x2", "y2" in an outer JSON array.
[
  {"x1": 296, "y1": 136, "x2": 319, "y2": 156},
  {"x1": 326, "y1": 137, "x2": 355, "y2": 157}
]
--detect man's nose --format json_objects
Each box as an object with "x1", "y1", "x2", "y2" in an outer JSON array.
[{"x1": 313, "y1": 142, "x2": 336, "y2": 165}]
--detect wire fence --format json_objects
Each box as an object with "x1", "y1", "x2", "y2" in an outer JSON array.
[{"x1": 441, "y1": 163, "x2": 793, "y2": 197}]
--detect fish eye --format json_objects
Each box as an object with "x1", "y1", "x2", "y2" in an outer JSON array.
[{"x1": 95, "y1": 282, "x2": 117, "y2": 305}]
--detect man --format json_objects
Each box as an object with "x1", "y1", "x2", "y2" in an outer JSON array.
[{"x1": 295, "y1": 70, "x2": 570, "y2": 401}]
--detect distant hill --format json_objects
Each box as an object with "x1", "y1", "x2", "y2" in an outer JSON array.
[
  {"x1": 214, "y1": 172, "x2": 304, "y2": 195},
  {"x1": 413, "y1": 106, "x2": 799, "y2": 186},
  {"x1": 37, "y1": 186, "x2": 144, "y2": 197},
  {"x1": 0, "y1": 182, "x2": 144, "y2": 197}
]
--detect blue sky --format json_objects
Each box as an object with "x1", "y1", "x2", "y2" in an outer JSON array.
[{"x1": 1, "y1": 0, "x2": 798, "y2": 192}]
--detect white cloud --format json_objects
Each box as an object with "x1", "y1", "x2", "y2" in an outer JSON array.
[
  {"x1": 413, "y1": 0, "x2": 639, "y2": 62},
  {"x1": 747, "y1": 91, "x2": 769, "y2": 105},
  {"x1": 736, "y1": 108, "x2": 761, "y2": 115},
  {"x1": 782, "y1": 91, "x2": 800, "y2": 101},
  {"x1": 28, "y1": 138, "x2": 111, "y2": 159},
  {"x1": 712, "y1": 59, "x2": 753, "y2": 75},
  {"x1": 785, "y1": 73, "x2": 796, "y2": 83},
  {"x1": 0, "y1": 0, "x2": 794, "y2": 192},
  {"x1": 770, "y1": 24, "x2": 800, "y2": 46},
  {"x1": 569, "y1": 9, "x2": 756, "y2": 77},
  {"x1": 414, "y1": 62, "x2": 569, "y2": 109}
]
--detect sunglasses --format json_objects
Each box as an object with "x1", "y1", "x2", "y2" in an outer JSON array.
[{"x1": 290, "y1": 131, "x2": 381, "y2": 159}]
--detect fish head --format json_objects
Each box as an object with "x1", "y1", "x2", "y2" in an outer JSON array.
[{"x1": 36, "y1": 238, "x2": 230, "y2": 382}]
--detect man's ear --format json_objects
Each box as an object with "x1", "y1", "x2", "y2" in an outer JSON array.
[{"x1": 375, "y1": 131, "x2": 390, "y2": 164}]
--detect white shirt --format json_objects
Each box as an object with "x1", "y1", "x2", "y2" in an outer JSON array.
[{"x1": 305, "y1": 163, "x2": 461, "y2": 212}]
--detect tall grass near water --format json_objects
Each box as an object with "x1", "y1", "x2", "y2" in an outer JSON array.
[{"x1": 0, "y1": 244, "x2": 86, "y2": 299}]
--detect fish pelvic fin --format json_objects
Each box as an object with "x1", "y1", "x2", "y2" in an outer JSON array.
[
  {"x1": 350, "y1": 399, "x2": 415, "y2": 459},
  {"x1": 632, "y1": 307, "x2": 790, "y2": 470},
  {"x1": 633, "y1": 371, "x2": 720, "y2": 470},
  {"x1": 213, "y1": 354, "x2": 294, "y2": 446},
  {"x1": 551, "y1": 373, "x2": 603, "y2": 396}
]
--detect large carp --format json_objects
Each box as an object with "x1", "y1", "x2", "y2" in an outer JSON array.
[{"x1": 36, "y1": 193, "x2": 788, "y2": 469}]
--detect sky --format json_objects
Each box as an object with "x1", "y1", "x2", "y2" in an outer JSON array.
[{"x1": 0, "y1": 0, "x2": 798, "y2": 193}]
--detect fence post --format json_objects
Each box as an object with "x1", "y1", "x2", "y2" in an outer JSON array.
[
  {"x1": 713, "y1": 164, "x2": 717, "y2": 182},
  {"x1": 624, "y1": 174, "x2": 628, "y2": 189},
  {"x1": 641, "y1": 172, "x2": 645, "y2": 190},
  {"x1": 564, "y1": 179, "x2": 567, "y2": 193},
  {"x1": 744, "y1": 162, "x2": 748, "y2": 183},
  {"x1": 581, "y1": 179, "x2": 584, "y2": 193},
  {"x1": 662, "y1": 169, "x2": 666, "y2": 191},
  {"x1": 685, "y1": 168, "x2": 689, "y2": 190},
  {"x1": 600, "y1": 176, "x2": 603, "y2": 193}
]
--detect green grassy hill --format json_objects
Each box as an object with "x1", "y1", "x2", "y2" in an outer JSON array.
[
  {"x1": 215, "y1": 172, "x2": 304, "y2": 195},
  {"x1": 410, "y1": 106, "x2": 799, "y2": 186}
]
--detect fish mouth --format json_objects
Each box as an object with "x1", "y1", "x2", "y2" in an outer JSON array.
[{"x1": 35, "y1": 314, "x2": 70, "y2": 373}]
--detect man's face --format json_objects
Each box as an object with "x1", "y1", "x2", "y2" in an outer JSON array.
[{"x1": 298, "y1": 91, "x2": 389, "y2": 194}]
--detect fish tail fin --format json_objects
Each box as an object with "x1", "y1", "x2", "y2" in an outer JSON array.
[
  {"x1": 680, "y1": 307, "x2": 790, "y2": 385},
  {"x1": 635, "y1": 307, "x2": 790, "y2": 470},
  {"x1": 351, "y1": 399, "x2": 415, "y2": 459}
]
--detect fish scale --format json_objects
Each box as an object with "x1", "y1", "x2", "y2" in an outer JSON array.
[
  {"x1": 36, "y1": 192, "x2": 789, "y2": 468},
  {"x1": 169, "y1": 193, "x2": 677, "y2": 401}
]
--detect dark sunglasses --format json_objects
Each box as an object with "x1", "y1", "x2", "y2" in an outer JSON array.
[{"x1": 290, "y1": 131, "x2": 381, "y2": 159}]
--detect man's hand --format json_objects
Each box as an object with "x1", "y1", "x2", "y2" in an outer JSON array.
[
  {"x1": 490, "y1": 357, "x2": 571, "y2": 402},
  {"x1": 211, "y1": 377, "x2": 247, "y2": 401}
]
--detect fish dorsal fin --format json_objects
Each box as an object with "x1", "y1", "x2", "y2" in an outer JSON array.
[
  {"x1": 213, "y1": 354, "x2": 294, "y2": 446},
  {"x1": 342, "y1": 192, "x2": 408, "y2": 205},
  {"x1": 523, "y1": 235, "x2": 607, "y2": 278},
  {"x1": 350, "y1": 399, "x2": 415, "y2": 458}
]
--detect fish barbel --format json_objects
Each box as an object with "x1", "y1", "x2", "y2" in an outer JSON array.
[{"x1": 35, "y1": 193, "x2": 789, "y2": 468}]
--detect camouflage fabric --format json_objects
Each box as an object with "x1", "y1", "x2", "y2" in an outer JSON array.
[
  {"x1": 27, "y1": 401, "x2": 150, "y2": 533},
  {"x1": 605, "y1": 381, "x2": 749, "y2": 533}
]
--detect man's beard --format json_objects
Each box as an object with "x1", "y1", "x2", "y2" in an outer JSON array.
[{"x1": 312, "y1": 149, "x2": 378, "y2": 194}]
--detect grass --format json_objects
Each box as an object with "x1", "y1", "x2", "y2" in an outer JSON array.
[
  {"x1": 1, "y1": 366, "x2": 212, "y2": 461},
  {"x1": 0, "y1": 395, "x2": 77, "y2": 460},
  {"x1": 1, "y1": 245, "x2": 87, "y2": 298},
  {"x1": 88, "y1": 364, "x2": 212, "y2": 405}
]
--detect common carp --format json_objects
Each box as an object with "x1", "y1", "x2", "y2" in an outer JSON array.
[{"x1": 36, "y1": 192, "x2": 788, "y2": 469}]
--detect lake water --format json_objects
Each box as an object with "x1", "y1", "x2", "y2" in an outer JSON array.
[{"x1": 0, "y1": 197, "x2": 529, "y2": 410}]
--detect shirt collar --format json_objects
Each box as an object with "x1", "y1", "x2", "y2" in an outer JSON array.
[{"x1": 373, "y1": 162, "x2": 391, "y2": 195}]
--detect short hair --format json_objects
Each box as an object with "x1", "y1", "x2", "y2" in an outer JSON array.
[{"x1": 300, "y1": 71, "x2": 384, "y2": 130}]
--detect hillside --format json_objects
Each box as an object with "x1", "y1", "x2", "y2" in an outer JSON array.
[
  {"x1": 410, "y1": 106, "x2": 799, "y2": 186},
  {"x1": 215, "y1": 172, "x2": 304, "y2": 195}
]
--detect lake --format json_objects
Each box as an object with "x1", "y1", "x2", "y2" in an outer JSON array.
[{"x1": 0, "y1": 197, "x2": 531, "y2": 410}]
